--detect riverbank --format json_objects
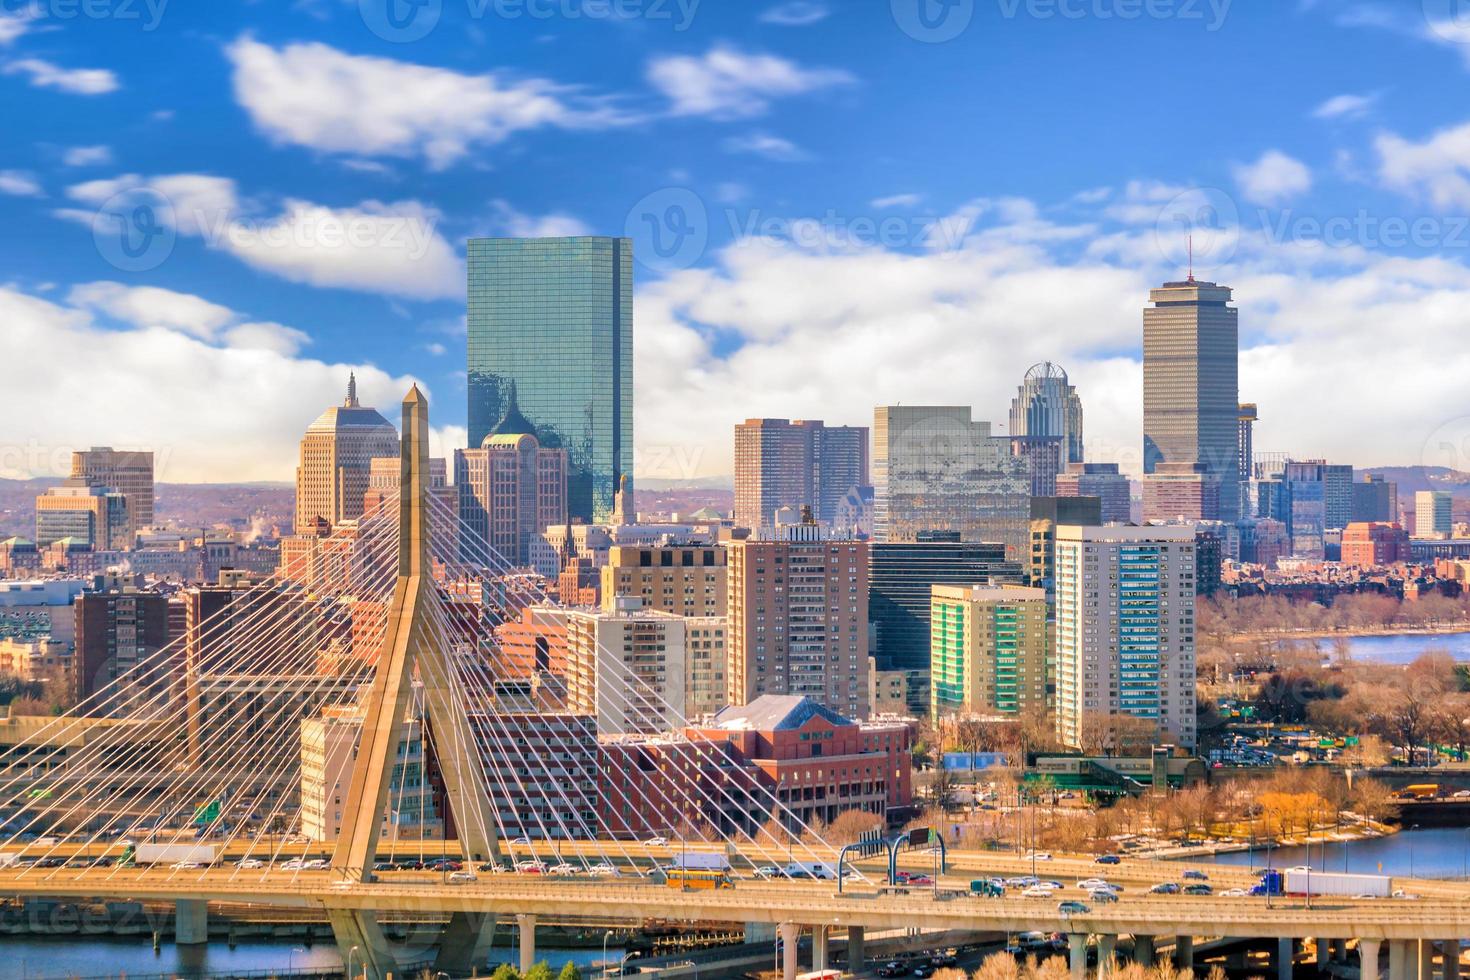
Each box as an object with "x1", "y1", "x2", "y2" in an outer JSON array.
[
  {"x1": 1224, "y1": 625, "x2": 1470, "y2": 643},
  {"x1": 1149, "y1": 819, "x2": 1396, "y2": 860}
]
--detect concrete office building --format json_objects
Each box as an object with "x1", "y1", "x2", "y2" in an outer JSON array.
[
  {"x1": 69, "y1": 447, "x2": 154, "y2": 540},
  {"x1": 1026, "y1": 496, "x2": 1104, "y2": 602},
  {"x1": 1053, "y1": 525, "x2": 1197, "y2": 752},
  {"x1": 869, "y1": 534, "x2": 1020, "y2": 715},
  {"x1": 1353, "y1": 474, "x2": 1399, "y2": 524},
  {"x1": 929, "y1": 584, "x2": 1049, "y2": 720},
  {"x1": 35, "y1": 481, "x2": 131, "y2": 552},
  {"x1": 1009, "y1": 362, "x2": 1084, "y2": 465},
  {"x1": 1141, "y1": 462, "x2": 1220, "y2": 523},
  {"x1": 1010, "y1": 436, "x2": 1064, "y2": 498},
  {"x1": 467, "y1": 237, "x2": 632, "y2": 523},
  {"x1": 564, "y1": 599, "x2": 688, "y2": 735},
  {"x1": 1143, "y1": 280, "x2": 1240, "y2": 522},
  {"x1": 1416, "y1": 491, "x2": 1454, "y2": 539},
  {"x1": 733, "y1": 418, "x2": 869, "y2": 530},
  {"x1": 727, "y1": 519, "x2": 869, "y2": 719},
  {"x1": 294, "y1": 376, "x2": 400, "y2": 534},
  {"x1": 600, "y1": 544, "x2": 727, "y2": 618},
  {"x1": 873, "y1": 405, "x2": 1030, "y2": 560},
  {"x1": 1055, "y1": 463, "x2": 1130, "y2": 524}
]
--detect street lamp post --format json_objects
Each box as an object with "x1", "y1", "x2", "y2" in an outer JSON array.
[
  {"x1": 346, "y1": 944, "x2": 360, "y2": 980},
  {"x1": 604, "y1": 930, "x2": 615, "y2": 976}
]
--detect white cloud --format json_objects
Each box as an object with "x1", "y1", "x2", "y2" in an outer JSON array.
[
  {"x1": 646, "y1": 45, "x2": 853, "y2": 119},
  {"x1": 1233, "y1": 150, "x2": 1313, "y2": 206},
  {"x1": 722, "y1": 131, "x2": 809, "y2": 162},
  {"x1": 64, "y1": 173, "x2": 462, "y2": 300},
  {"x1": 2, "y1": 57, "x2": 118, "y2": 95},
  {"x1": 759, "y1": 2, "x2": 831, "y2": 25},
  {"x1": 1376, "y1": 120, "x2": 1470, "y2": 209},
  {"x1": 68, "y1": 282, "x2": 237, "y2": 340},
  {"x1": 0, "y1": 10, "x2": 32, "y2": 46},
  {"x1": 226, "y1": 35, "x2": 626, "y2": 169},
  {"x1": 487, "y1": 199, "x2": 592, "y2": 239},
  {"x1": 0, "y1": 285, "x2": 430, "y2": 483},
  {"x1": 871, "y1": 193, "x2": 922, "y2": 209},
  {"x1": 62, "y1": 144, "x2": 112, "y2": 167},
  {"x1": 632, "y1": 198, "x2": 1470, "y2": 482},
  {"x1": 1312, "y1": 92, "x2": 1377, "y2": 120},
  {"x1": 0, "y1": 170, "x2": 42, "y2": 197}
]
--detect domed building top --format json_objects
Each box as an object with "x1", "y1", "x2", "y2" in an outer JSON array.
[
  {"x1": 306, "y1": 374, "x2": 396, "y2": 434},
  {"x1": 1024, "y1": 361, "x2": 1069, "y2": 384},
  {"x1": 482, "y1": 381, "x2": 537, "y2": 444}
]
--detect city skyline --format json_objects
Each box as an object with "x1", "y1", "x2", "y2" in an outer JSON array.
[{"x1": 4, "y1": 6, "x2": 1470, "y2": 484}]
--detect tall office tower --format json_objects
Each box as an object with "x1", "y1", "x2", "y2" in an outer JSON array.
[
  {"x1": 732, "y1": 418, "x2": 869, "y2": 529},
  {"x1": 73, "y1": 588, "x2": 173, "y2": 712},
  {"x1": 1416, "y1": 490, "x2": 1454, "y2": 539},
  {"x1": 727, "y1": 519, "x2": 869, "y2": 719},
  {"x1": 873, "y1": 405, "x2": 1030, "y2": 560},
  {"x1": 1141, "y1": 462, "x2": 1220, "y2": 522},
  {"x1": 70, "y1": 447, "x2": 154, "y2": 540},
  {"x1": 929, "y1": 584, "x2": 1049, "y2": 721},
  {"x1": 35, "y1": 480, "x2": 131, "y2": 551},
  {"x1": 467, "y1": 236, "x2": 632, "y2": 523},
  {"x1": 1322, "y1": 463, "x2": 1355, "y2": 531},
  {"x1": 1026, "y1": 496, "x2": 1103, "y2": 600},
  {"x1": 564, "y1": 599, "x2": 688, "y2": 735},
  {"x1": 455, "y1": 393, "x2": 569, "y2": 567},
  {"x1": 1237, "y1": 404, "x2": 1257, "y2": 519},
  {"x1": 1053, "y1": 525, "x2": 1197, "y2": 752},
  {"x1": 1353, "y1": 474, "x2": 1399, "y2": 523},
  {"x1": 869, "y1": 533, "x2": 1020, "y2": 715},
  {"x1": 1009, "y1": 362, "x2": 1084, "y2": 465},
  {"x1": 1143, "y1": 279, "x2": 1240, "y2": 522},
  {"x1": 294, "y1": 375, "x2": 400, "y2": 534},
  {"x1": 1010, "y1": 436, "x2": 1063, "y2": 497},
  {"x1": 1239, "y1": 517, "x2": 1290, "y2": 569},
  {"x1": 1055, "y1": 463, "x2": 1130, "y2": 523},
  {"x1": 601, "y1": 543, "x2": 727, "y2": 617},
  {"x1": 364, "y1": 456, "x2": 458, "y2": 553},
  {"x1": 1258, "y1": 460, "x2": 1349, "y2": 559}
]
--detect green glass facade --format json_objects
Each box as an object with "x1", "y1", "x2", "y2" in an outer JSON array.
[{"x1": 467, "y1": 237, "x2": 633, "y2": 523}]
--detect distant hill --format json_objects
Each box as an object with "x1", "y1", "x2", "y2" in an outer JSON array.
[
  {"x1": 0, "y1": 477, "x2": 293, "y2": 541},
  {"x1": 1361, "y1": 466, "x2": 1470, "y2": 496}
]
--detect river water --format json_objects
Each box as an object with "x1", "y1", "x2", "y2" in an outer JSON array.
[
  {"x1": 3, "y1": 936, "x2": 618, "y2": 979},
  {"x1": 1208, "y1": 826, "x2": 1470, "y2": 879},
  {"x1": 1327, "y1": 631, "x2": 1470, "y2": 664}
]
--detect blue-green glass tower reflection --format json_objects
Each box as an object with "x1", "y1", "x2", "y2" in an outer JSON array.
[{"x1": 467, "y1": 237, "x2": 633, "y2": 523}]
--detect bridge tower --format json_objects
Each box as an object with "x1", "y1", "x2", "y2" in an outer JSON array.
[{"x1": 326, "y1": 386, "x2": 500, "y2": 979}]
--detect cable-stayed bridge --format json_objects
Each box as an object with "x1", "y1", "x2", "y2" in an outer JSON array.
[{"x1": 1, "y1": 389, "x2": 1469, "y2": 980}]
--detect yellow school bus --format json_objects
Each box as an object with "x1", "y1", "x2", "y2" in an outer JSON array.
[{"x1": 665, "y1": 868, "x2": 733, "y2": 890}]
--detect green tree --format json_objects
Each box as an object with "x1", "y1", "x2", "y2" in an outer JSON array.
[
  {"x1": 491, "y1": 964, "x2": 522, "y2": 980},
  {"x1": 557, "y1": 962, "x2": 583, "y2": 980},
  {"x1": 524, "y1": 962, "x2": 554, "y2": 980}
]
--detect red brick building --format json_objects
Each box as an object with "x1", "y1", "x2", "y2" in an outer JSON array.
[{"x1": 1341, "y1": 521, "x2": 1410, "y2": 568}]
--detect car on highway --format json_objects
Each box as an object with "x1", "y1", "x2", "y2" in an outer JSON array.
[
  {"x1": 170, "y1": 861, "x2": 201, "y2": 870},
  {"x1": 1149, "y1": 882, "x2": 1180, "y2": 895},
  {"x1": 511, "y1": 836, "x2": 532, "y2": 845},
  {"x1": 1094, "y1": 854, "x2": 1121, "y2": 865},
  {"x1": 238, "y1": 859, "x2": 264, "y2": 870},
  {"x1": 588, "y1": 863, "x2": 619, "y2": 876},
  {"x1": 931, "y1": 951, "x2": 958, "y2": 967},
  {"x1": 1088, "y1": 890, "x2": 1118, "y2": 904},
  {"x1": 280, "y1": 858, "x2": 307, "y2": 870},
  {"x1": 304, "y1": 858, "x2": 328, "y2": 870},
  {"x1": 644, "y1": 837, "x2": 669, "y2": 846},
  {"x1": 912, "y1": 964, "x2": 936, "y2": 978},
  {"x1": 1076, "y1": 878, "x2": 1113, "y2": 891},
  {"x1": 1003, "y1": 945, "x2": 1026, "y2": 957},
  {"x1": 549, "y1": 863, "x2": 576, "y2": 875},
  {"x1": 1057, "y1": 900, "x2": 1090, "y2": 915},
  {"x1": 448, "y1": 870, "x2": 477, "y2": 883},
  {"x1": 1006, "y1": 876, "x2": 1038, "y2": 887},
  {"x1": 1219, "y1": 888, "x2": 1248, "y2": 898},
  {"x1": 1183, "y1": 884, "x2": 1212, "y2": 896},
  {"x1": 516, "y1": 861, "x2": 547, "y2": 874},
  {"x1": 905, "y1": 874, "x2": 934, "y2": 886},
  {"x1": 1182, "y1": 870, "x2": 1209, "y2": 881},
  {"x1": 1021, "y1": 885, "x2": 1055, "y2": 899},
  {"x1": 1026, "y1": 852, "x2": 1053, "y2": 861},
  {"x1": 877, "y1": 962, "x2": 906, "y2": 977}
]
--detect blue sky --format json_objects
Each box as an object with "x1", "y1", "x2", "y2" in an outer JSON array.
[{"x1": 3, "y1": 0, "x2": 1470, "y2": 483}]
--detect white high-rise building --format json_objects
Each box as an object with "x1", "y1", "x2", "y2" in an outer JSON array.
[
  {"x1": 564, "y1": 598, "x2": 689, "y2": 735},
  {"x1": 1053, "y1": 525, "x2": 1197, "y2": 752},
  {"x1": 1415, "y1": 490, "x2": 1454, "y2": 539},
  {"x1": 294, "y1": 375, "x2": 400, "y2": 534}
]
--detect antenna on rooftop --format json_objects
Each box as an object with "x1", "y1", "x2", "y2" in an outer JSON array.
[{"x1": 1187, "y1": 234, "x2": 1195, "y2": 283}]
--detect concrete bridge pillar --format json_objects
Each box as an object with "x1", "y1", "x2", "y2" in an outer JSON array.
[
  {"x1": 847, "y1": 926, "x2": 865, "y2": 969},
  {"x1": 1098, "y1": 935, "x2": 1116, "y2": 980},
  {"x1": 1134, "y1": 935, "x2": 1155, "y2": 968},
  {"x1": 1277, "y1": 937, "x2": 1295, "y2": 980},
  {"x1": 779, "y1": 923, "x2": 800, "y2": 980},
  {"x1": 1359, "y1": 940, "x2": 1382, "y2": 980},
  {"x1": 1390, "y1": 940, "x2": 1410, "y2": 980},
  {"x1": 1444, "y1": 942, "x2": 1461, "y2": 980},
  {"x1": 1317, "y1": 938, "x2": 1331, "y2": 970},
  {"x1": 1068, "y1": 934, "x2": 1087, "y2": 980},
  {"x1": 812, "y1": 926, "x2": 828, "y2": 972},
  {"x1": 745, "y1": 922, "x2": 777, "y2": 944},
  {"x1": 517, "y1": 914, "x2": 536, "y2": 974},
  {"x1": 1174, "y1": 935, "x2": 1194, "y2": 971},
  {"x1": 1226, "y1": 946, "x2": 1249, "y2": 971},
  {"x1": 1334, "y1": 940, "x2": 1349, "y2": 964},
  {"x1": 1420, "y1": 941, "x2": 1436, "y2": 980},
  {"x1": 174, "y1": 900, "x2": 207, "y2": 945}
]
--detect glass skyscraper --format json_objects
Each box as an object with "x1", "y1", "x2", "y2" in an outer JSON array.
[{"x1": 467, "y1": 237, "x2": 633, "y2": 523}]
